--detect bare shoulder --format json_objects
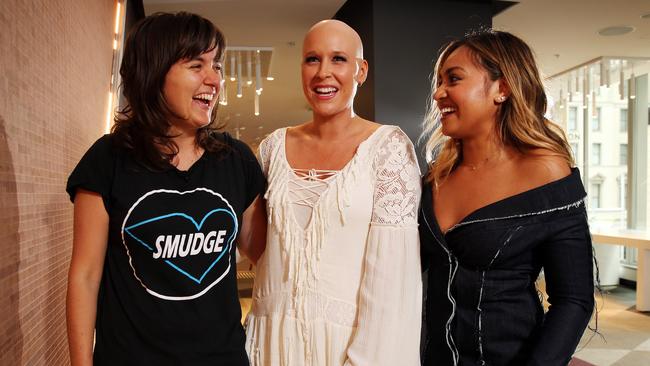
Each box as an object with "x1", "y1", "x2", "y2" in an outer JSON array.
[
  {"x1": 359, "y1": 119, "x2": 382, "y2": 136},
  {"x1": 518, "y1": 148, "x2": 571, "y2": 185},
  {"x1": 286, "y1": 122, "x2": 313, "y2": 141},
  {"x1": 365, "y1": 120, "x2": 382, "y2": 129}
]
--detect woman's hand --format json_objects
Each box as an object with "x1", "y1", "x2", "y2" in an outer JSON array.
[{"x1": 236, "y1": 194, "x2": 267, "y2": 265}]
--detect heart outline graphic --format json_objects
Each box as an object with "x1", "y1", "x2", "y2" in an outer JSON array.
[
  {"x1": 124, "y1": 208, "x2": 236, "y2": 284},
  {"x1": 121, "y1": 188, "x2": 239, "y2": 301}
]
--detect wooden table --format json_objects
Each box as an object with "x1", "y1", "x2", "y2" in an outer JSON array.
[{"x1": 591, "y1": 228, "x2": 650, "y2": 312}]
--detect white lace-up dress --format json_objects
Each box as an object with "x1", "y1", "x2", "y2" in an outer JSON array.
[{"x1": 245, "y1": 125, "x2": 422, "y2": 366}]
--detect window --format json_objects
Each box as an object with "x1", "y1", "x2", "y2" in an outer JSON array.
[
  {"x1": 570, "y1": 143, "x2": 579, "y2": 161},
  {"x1": 592, "y1": 143, "x2": 601, "y2": 165},
  {"x1": 618, "y1": 174, "x2": 627, "y2": 209},
  {"x1": 591, "y1": 107, "x2": 601, "y2": 131},
  {"x1": 620, "y1": 144, "x2": 628, "y2": 166},
  {"x1": 620, "y1": 109, "x2": 628, "y2": 132},
  {"x1": 590, "y1": 183, "x2": 602, "y2": 208},
  {"x1": 547, "y1": 58, "x2": 646, "y2": 239},
  {"x1": 568, "y1": 107, "x2": 577, "y2": 131}
]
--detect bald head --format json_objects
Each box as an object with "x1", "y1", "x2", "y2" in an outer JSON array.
[{"x1": 303, "y1": 19, "x2": 364, "y2": 59}]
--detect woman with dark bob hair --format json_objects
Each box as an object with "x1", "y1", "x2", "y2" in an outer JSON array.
[
  {"x1": 419, "y1": 30, "x2": 595, "y2": 365},
  {"x1": 66, "y1": 12, "x2": 266, "y2": 365}
]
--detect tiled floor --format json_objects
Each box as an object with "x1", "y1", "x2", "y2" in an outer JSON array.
[
  {"x1": 570, "y1": 286, "x2": 650, "y2": 366},
  {"x1": 239, "y1": 285, "x2": 650, "y2": 365}
]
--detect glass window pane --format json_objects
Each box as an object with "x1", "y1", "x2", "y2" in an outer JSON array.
[
  {"x1": 591, "y1": 107, "x2": 601, "y2": 131},
  {"x1": 590, "y1": 183, "x2": 601, "y2": 208},
  {"x1": 620, "y1": 108, "x2": 628, "y2": 132},
  {"x1": 568, "y1": 107, "x2": 577, "y2": 131},
  {"x1": 592, "y1": 143, "x2": 601, "y2": 165}
]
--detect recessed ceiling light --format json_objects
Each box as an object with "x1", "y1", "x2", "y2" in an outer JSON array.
[
  {"x1": 598, "y1": 26, "x2": 635, "y2": 36},
  {"x1": 641, "y1": 13, "x2": 650, "y2": 19}
]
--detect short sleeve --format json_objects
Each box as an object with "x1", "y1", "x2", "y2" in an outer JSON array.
[
  {"x1": 66, "y1": 134, "x2": 115, "y2": 211},
  {"x1": 371, "y1": 128, "x2": 421, "y2": 225},
  {"x1": 257, "y1": 132, "x2": 275, "y2": 176},
  {"x1": 229, "y1": 135, "x2": 266, "y2": 210}
]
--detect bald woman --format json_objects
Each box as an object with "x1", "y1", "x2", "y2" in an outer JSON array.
[{"x1": 245, "y1": 20, "x2": 422, "y2": 366}]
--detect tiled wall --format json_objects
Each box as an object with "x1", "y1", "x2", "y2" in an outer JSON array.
[{"x1": 0, "y1": 0, "x2": 114, "y2": 364}]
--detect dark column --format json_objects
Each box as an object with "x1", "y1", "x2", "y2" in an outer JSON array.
[
  {"x1": 336, "y1": 0, "x2": 515, "y2": 167},
  {"x1": 334, "y1": 0, "x2": 376, "y2": 121}
]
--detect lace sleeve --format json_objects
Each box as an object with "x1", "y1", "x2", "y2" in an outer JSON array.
[
  {"x1": 371, "y1": 128, "x2": 421, "y2": 225},
  {"x1": 344, "y1": 127, "x2": 423, "y2": 366},
  {"x1": 257, "y1": 131, "x2": 277, "y2": 176}
]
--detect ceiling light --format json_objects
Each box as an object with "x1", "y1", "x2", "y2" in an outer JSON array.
[
  {"x1": 598, "y1": 26, "x2": 634, "y2": 36},
  {"x1": 641, "y1": 13, "x2": 650, "y2": 19},
  {"x1": 582, "y1": 67, "x2": 589, "y2": 109},
  {"x1": 254, "y1": 92, "x2": 260, "y2": 116},
  {"x1": 236, "y1": 51, "x2": 243, "y2": 98},
  {"x1": 230, "y1": 53, "x2": 236, "y2": 81},
  {"x1": 619, "y1": 61, "x2": 625, "y2": 100},
  {"x1": 266, "y1": 51, "x2": 275, "y2": 81},
  {"x1": 219, "y1": 82, "x2": 228, "y2": 106},
  {"x1": 246, "y1": 51, "x2": 253, "y2": 86},
  {"x1": 223, "y1": 46, "x2": 274, "y2": 116},
  {"x1": 255, "y1": 50, "x2": 263, "y2": 94}
]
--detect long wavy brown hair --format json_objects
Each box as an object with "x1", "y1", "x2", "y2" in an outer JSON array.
[
  {"x1": 112, "y1": 12, "x2": 227, "y2": 170},
  {"x1": 421, "y1": 29, "x2": 574, "y2": 187}
]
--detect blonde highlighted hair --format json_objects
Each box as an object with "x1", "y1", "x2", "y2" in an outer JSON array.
[{"x1": 421, "y1": 29, "x2": 574, "y2": 187}]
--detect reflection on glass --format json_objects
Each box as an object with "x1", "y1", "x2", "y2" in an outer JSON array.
[{"x1": 547, "y1": 57, "x2": 650, "y2": 273}]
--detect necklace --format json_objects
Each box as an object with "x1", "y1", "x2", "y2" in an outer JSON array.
[
  {"x1": 461, "y1": 159, "x2": 488, "y2": 171},
  {"x1": 460, "y1": 150, "x2": 503, "y2": 171}
]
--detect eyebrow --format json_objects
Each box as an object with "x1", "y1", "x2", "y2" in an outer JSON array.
[
  {"x1": 443, "y1": 66, "x2": 465, "y2": 75},
  {"x1": 303, "y1": 50, "x2": 350, "y2": 56},
  {"x1": 185, "y1": 56, "x2": 205, "y2": 63}
]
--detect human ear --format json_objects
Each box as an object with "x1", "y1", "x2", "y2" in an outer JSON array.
[
  {"x1": 495, "y1": 77, "x2": 510, "y2": 103},
  {"x1": 356, "y1": 59, "x2": 368, "y2": 86}
]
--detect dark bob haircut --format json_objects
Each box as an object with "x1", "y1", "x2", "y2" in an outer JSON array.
[{"x1": 112, "y1": 12, "x2": 226, "y2": 170}]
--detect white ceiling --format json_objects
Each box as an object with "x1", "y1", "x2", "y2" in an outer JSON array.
[
  {"x1": 494, "y1": 0, "x2": 650, "y2": 77},
  {"x1": 143, "y1": 0, "x2": 650, "y2": 146}
]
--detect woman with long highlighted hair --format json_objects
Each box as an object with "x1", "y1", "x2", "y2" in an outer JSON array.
[{"x1": 419, "y1": 30, "x2": 594, "y2": 365}]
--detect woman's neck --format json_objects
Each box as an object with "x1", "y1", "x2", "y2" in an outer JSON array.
[
  {"x1": 460, "y1": 133, "x2": 511, "y2": 170},
  {"x1": 167, "y1": 128, "x2": 203, "y2": 170},
  {"x1": 308, "y1": 109, "x2": 361, "y2": 140}
]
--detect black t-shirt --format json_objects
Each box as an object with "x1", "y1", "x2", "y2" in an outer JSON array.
[{"x1": 66, "y1": 133, "x2": 265, "y2": 366}]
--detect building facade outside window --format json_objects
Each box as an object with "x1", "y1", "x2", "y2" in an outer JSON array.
[
  {"x1": 618, "y1": 174, "x2": 627, "y2": 210},
  {"x1": 568, "y1": 106, "x2": 577, "y2": 131},
  {"x1": 591, "y1": 107, "x2": 601, "y2": 131},
  {"x1": 547, "y1": 57, "x2": 648, "y2": 278},
  {"x1": 592, "y1": 143, "x2": 601, "y2": 165},
  {"x1": 620, "y1": 108, "x2": 627, "y2": 132},
  {"x1": 590, "y1": 182, "x2": 602, "y2": 208},
  {"x1": 570, "y1": 142, "x2": 579, "y2": 161}
]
